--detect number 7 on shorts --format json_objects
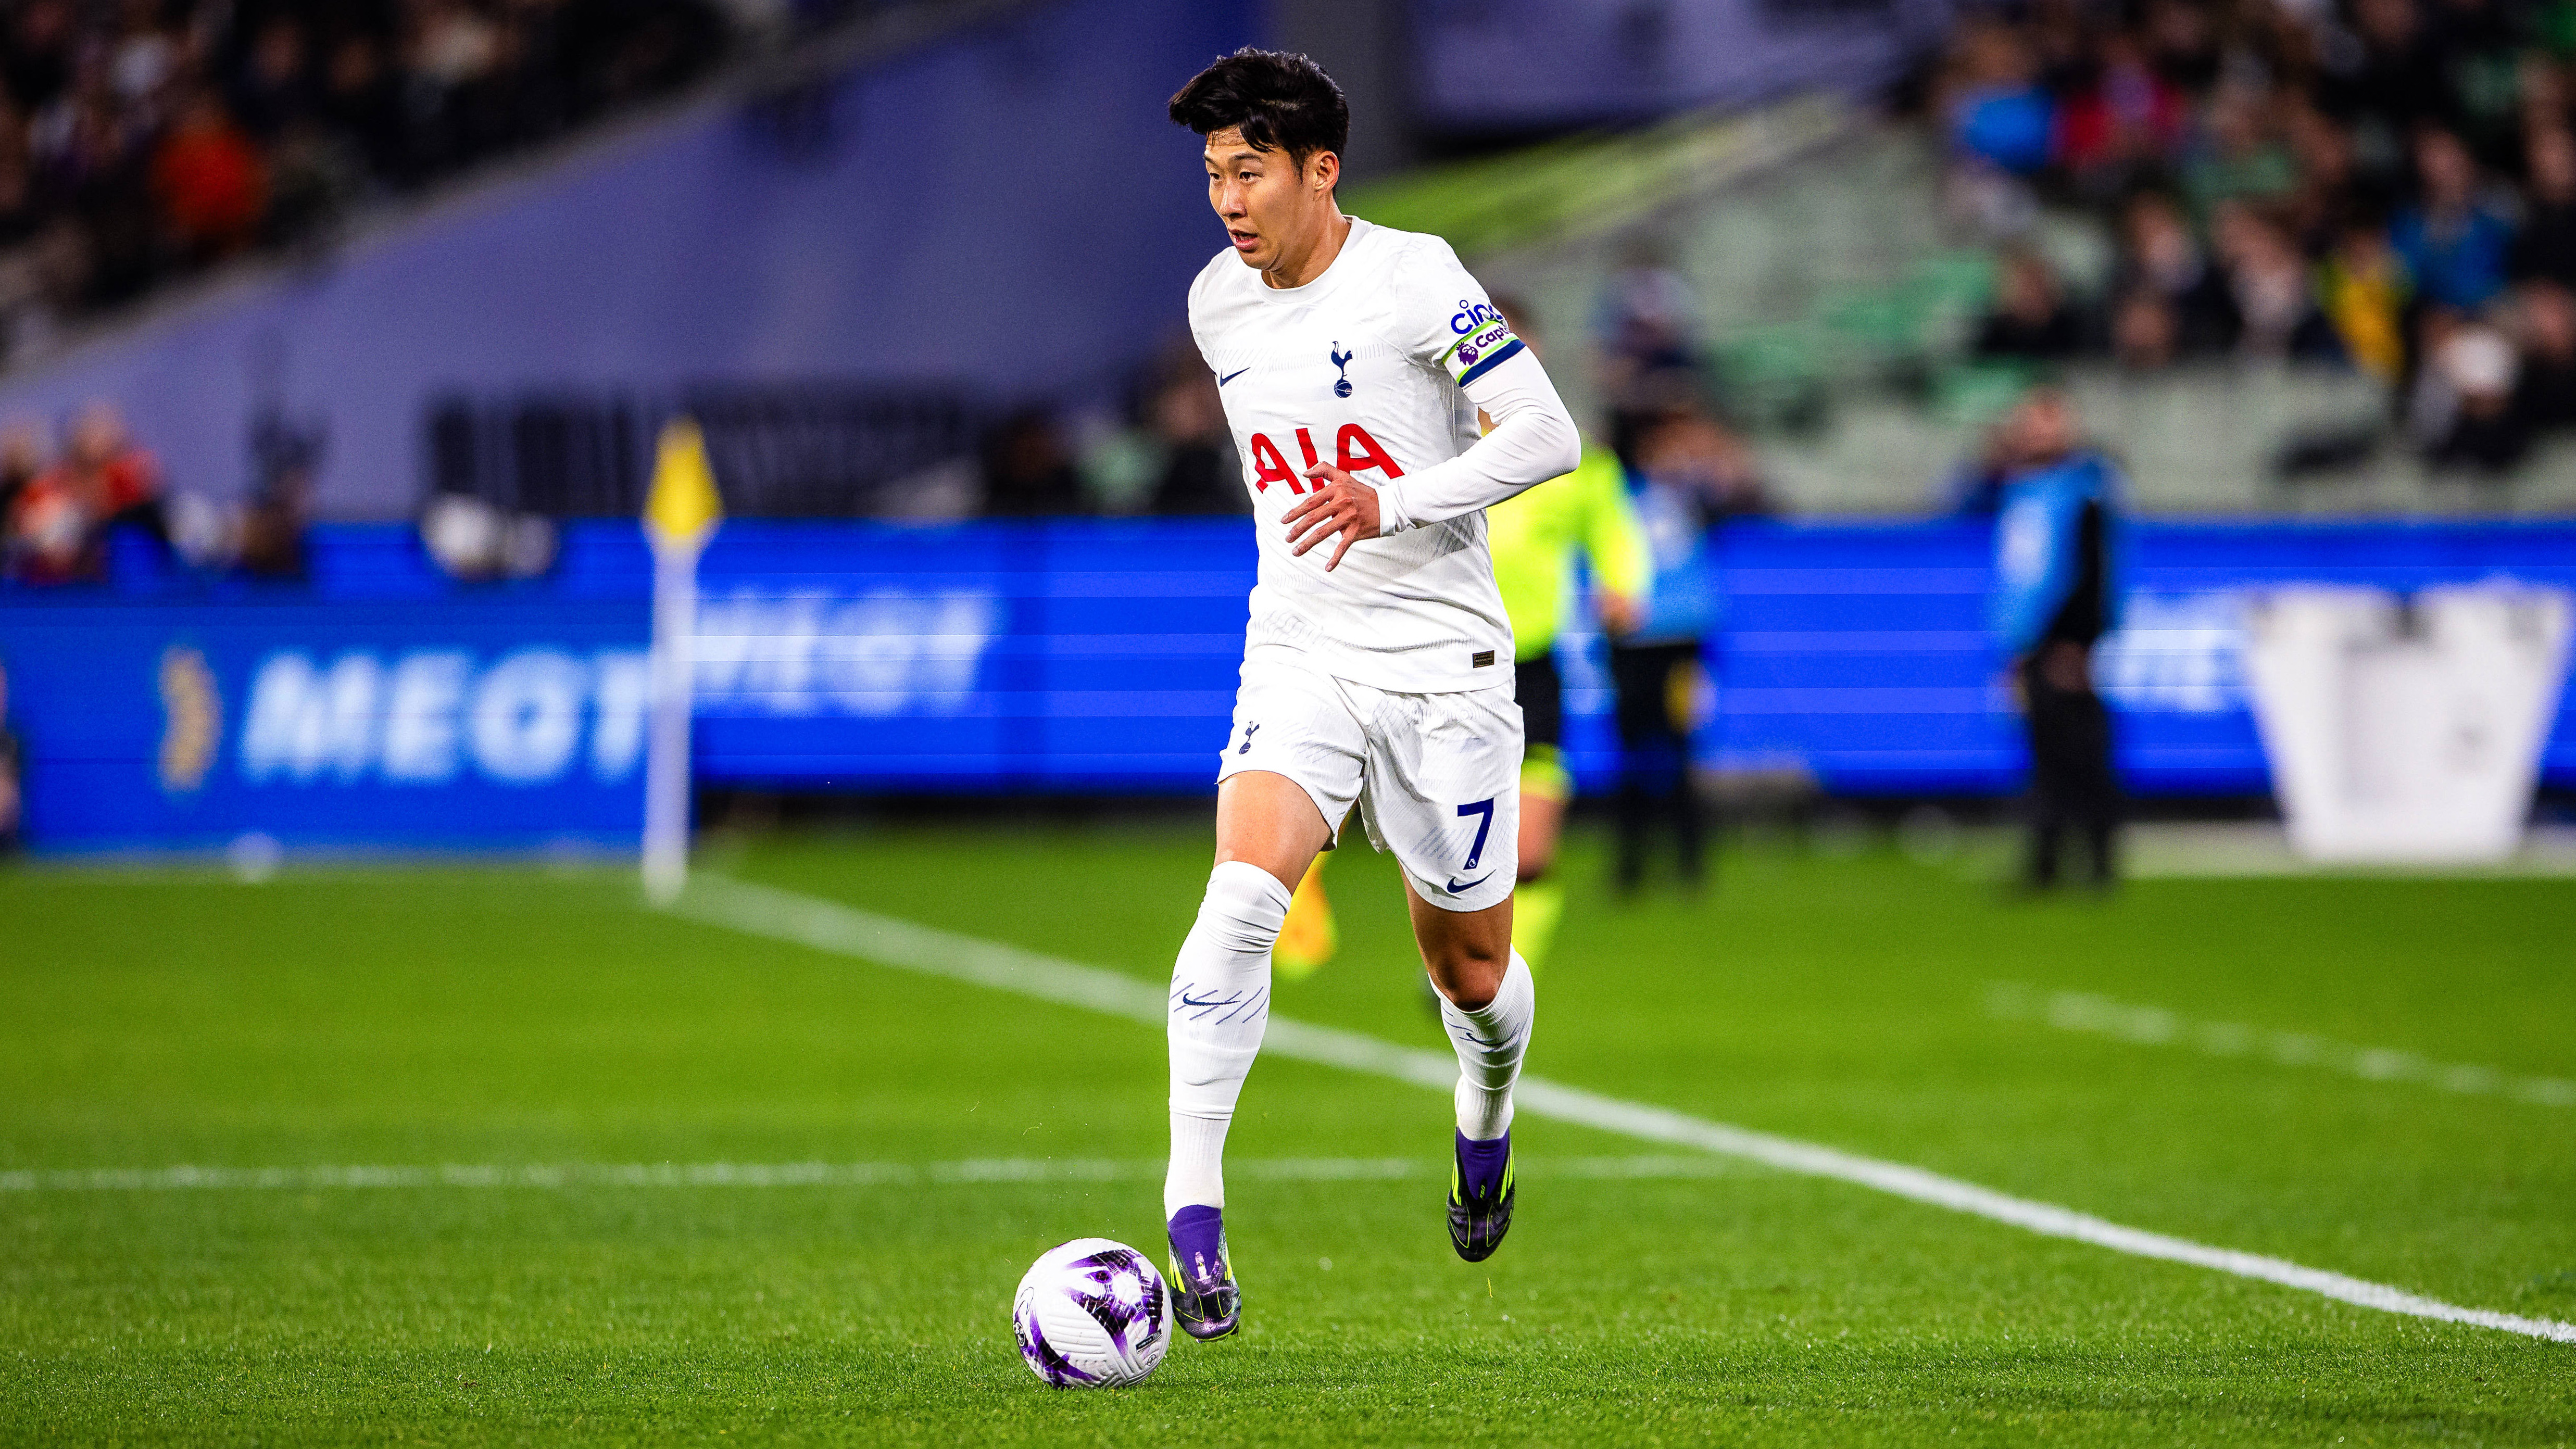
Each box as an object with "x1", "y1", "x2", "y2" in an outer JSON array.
[{"x1": 1457, "y1": 797, "x2": 1496, "y2": 871}]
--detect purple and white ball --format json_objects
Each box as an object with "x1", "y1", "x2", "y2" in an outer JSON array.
[{"x1": 1011, "y1": 1238, "x2": 1173, "y2": 1388}]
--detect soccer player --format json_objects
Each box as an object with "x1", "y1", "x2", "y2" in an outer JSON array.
[{"x1": 1159, "y1": 48, "x2": 1581, "y2": 1340}]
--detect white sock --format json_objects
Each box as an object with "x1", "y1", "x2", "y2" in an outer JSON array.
[
  {"x1": 1163, "y1": 861, "x2": 1291, "y2": 1218},
  {"x1": 1440, "y1": 951, "x2": 1535, "y2": 1141}
]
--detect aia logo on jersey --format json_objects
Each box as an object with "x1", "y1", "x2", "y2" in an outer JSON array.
[
  {"x1": 1329, "y1": 343, "x2": 1354, "y2": 398},
  {"x1": 1244, "y1": 424, "x2": 1404, "y2": 494}
]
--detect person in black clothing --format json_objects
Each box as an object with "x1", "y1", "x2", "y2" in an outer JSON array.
[
  {"x1": 1144, "y1": 365, "x2": 1246, "y2": 515},
  {"x1": 980, "y1": 408, "x2": 1085, "y2": 516},
  {"x1": 1974, "y1": 246, "x2": 2083, "y2": 361},
  {"x1": 2114, "y1": 191, "x2": 2240, "y2": 357},
  {"x1": 1987, "y1": 390, "x2": 2122, "y2": 891},
  {"x1": 2512, "y1": 127, "x2": 2576, "y2": 288},
  {"x1": 2512, "y1": 280, "x2": 2576, "y2": 431}
]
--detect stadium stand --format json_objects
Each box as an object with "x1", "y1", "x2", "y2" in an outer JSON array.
[{"x1": 0, "y1": 0, "x2": 783, "y2": 373}]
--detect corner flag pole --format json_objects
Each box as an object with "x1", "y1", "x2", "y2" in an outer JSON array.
[{"x1": 641, "y1": 417, "x2": 722, "y2": 903}]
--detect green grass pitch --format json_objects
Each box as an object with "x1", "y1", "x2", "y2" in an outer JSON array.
[{"x1": 3, "y1": 823, "x2": 2572, "y2": 1445}]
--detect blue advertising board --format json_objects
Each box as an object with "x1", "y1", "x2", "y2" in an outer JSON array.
[
  {"x1": 3, "y1": 517, "x2": 2572, "y2": 854},
  {"x1": 1, "y1": 594, "x2": 651, "y2": 854}
]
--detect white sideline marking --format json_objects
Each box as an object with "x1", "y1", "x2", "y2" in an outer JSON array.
[
  {"x1": 667, "y1": 873, "x2": 2576, "y2": 1346},
  {"x1": 1988, "y1": 982, "x2": 2576, "y2": 1107},
  {"x1": 0, "y1": 1155, "x2": 1730, "y2": 1195}
]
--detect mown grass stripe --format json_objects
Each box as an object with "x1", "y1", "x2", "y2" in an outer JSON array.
[{"x1": 668, "y1": 872, "x2": 2576, "y2": 1346}]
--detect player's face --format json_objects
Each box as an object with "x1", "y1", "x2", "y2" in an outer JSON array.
[{"x1": 1203, "y1": 127, "x2": 1335, "y2": 272}]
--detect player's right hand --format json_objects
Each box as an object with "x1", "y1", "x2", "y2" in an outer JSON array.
[{"x1": 1283, "y1": 466, "x2": 1383, "y2": 572}]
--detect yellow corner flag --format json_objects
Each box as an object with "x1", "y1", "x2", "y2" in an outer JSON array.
[{"x1": 644, "y1": 416, "x2": 722, "y2": 549}]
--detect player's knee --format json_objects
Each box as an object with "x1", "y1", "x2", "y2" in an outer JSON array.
[
  {"x1": 1427, "y1": 943, "x2": 1509, "y2": 1011},
  {"x1": 1195, "y1": 859, "x2": 1292, "y2": 956}
]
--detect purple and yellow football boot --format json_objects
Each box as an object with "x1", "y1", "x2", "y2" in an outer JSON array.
[
  {"x1": 1165, "y1": 1203, "x2": 1242, "y2": 1340},
  {"x1": 1447, "y1": 1129, "x2": 1515, "y2": 1263}
]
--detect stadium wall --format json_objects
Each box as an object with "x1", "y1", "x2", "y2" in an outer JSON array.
[
  {"x1": 0, "y1": 0, "x2": 1257, "y2": 520},
  {"x1": 7, "y1": 518, "x2": 2574, "y2": 854}
]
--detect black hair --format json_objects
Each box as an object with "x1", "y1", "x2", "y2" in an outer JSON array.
[{"x1": 1168, "y1": 47, "x2": 1349, "y2": 172}]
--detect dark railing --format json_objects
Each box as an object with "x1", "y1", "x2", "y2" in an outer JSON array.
[{"x1": 422, "y1": 384, "x2": 979, "y2": 518}]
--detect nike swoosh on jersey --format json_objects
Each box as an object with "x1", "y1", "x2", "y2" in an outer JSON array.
[
  {"x1": 1444, "y1": 874, "x2": 1493, "y2": 894},
  {"x1": 1216, "y1": 368, "x2": 1250, "y2": 385}
]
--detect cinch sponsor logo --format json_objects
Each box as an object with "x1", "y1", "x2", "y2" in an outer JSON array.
[
  {"x1": 692, "y1": 588, "x2": 998, "y2": 716},
  {"x1": 1449, "y1": 299, "x2": 1503, "y2": 335},
  {"x1": 1243, "y1": 423, "x2": 1403, "y2": 494},
  {"x1": 2095, "y1": 591, "x2": 2247, "y2": 714},
  {"x1": 241, "y1": 648, "x2": 650, "y2": 786}
]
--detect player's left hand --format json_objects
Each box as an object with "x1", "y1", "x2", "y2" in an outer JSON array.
[{"x1": 1283, "y1": 465, "x2": 1381, "y2": 572}]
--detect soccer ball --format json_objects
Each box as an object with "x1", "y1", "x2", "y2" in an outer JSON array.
[{"x1": 1011, "y1": 1237, "x2": 1174, "y2": 1388}]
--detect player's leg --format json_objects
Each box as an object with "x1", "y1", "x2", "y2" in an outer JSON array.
[
  {"x1": 1367, "y1": 681, "x2": 1531, "y2": 1263},
  {"x1": 1166, "y1": 664, "x2": 1360, "y2": 1340},
  {"x1": 1409, "y1": 887, "x2": 1532, "y2": 1262},
  {"x1": 1164, "y1": 771, "x2": 1329, "y2": 1339}
]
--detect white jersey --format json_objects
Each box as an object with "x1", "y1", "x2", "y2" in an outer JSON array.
[{"x1": 1189, "y1": 217, "x2": 1551, "y2": 695}]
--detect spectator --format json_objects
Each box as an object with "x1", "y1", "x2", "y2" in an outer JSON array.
[
  {"x1": 2143, "y1": 0, "x2": 2221, "y2": 96},
  {"x1": 2113, "y1": 190, "x2": 2238, "y2": 355},
  {"x1": 1988, "y1": 387, "x2": 2123, "y2": 892},
  {"x1": 2511, "y1": 281, "x2": 2576, "y2": 431},
  {"x1": 2184, "y1": 84, "x2": 2299, "y2": 223},
  {"x1": 0, "y1": 418, "x2": 41, "y2": 524},
  {"x1": 1145, "y1": 366, "x2": 1243, "y2": 516},
  {"x1": 2282, "y1": 102, "x2": 2380, "y2": 256},
  {"x1": 5, "y1": 401, "x2": 159, "y2": 584},
  {"x1": 239, "y1": 403, "x2": 321, "y2": 578},
  {"x1": 2110, "y1": 286, "x2": 2183, "y2": 371},
  {"x1": 1595, "y1": 237, "x2": 1701, "y2": 384},
  {"x1": 152, "y1": 87, "x2": 267, "y2": 262},
  {"x1": 2052, "y1": 29, "x2": 2189, "y2": 200},
  {"x1": 5, "y1": 3, "x2": 77, "y2": 119},
  {"x1": 2392, "y1": 129, "x2": 2517, "y2": 312},
  {"x1": 2213, "y1": 204, "x2": 2342, "y2": 362},
  {"x1": 231, "y1": 17, "x2": 322, "y2": 143},
  {"x1": 1944, "y1": 20, "x2": 2055, "y2": 178},
  {"x1": 981, "y1": 408, "x2": 1084, "y2": 517},
  {"x1": 2319, "y1": 0, "x2": 2453, "y2": 136},
  {"x1": 1976, "y1": 246, "x2": 2084, "y2": 361},
  {"x1": 2511, "y1": 126, "x2": 2576, "y2": 287},
  {"x1": 2409, "y1": 310, "x2": 2527, "y2": 471},
  {"x1": 2316, "y1": 218, "x2": 2411, "y2": 382},
  {"x1": 0, "y1": 658, "x2": 19, "y2": 856}
]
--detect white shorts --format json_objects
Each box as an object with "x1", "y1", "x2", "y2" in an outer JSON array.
[{"x1": 1216, "y1": 650, "x2": 1521, "y2": 913}]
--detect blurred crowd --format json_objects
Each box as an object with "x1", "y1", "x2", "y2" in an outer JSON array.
[
  {"x1": 1, "y1": 401, "x2": 162, "y2": 583},
  {"x1": 1941, "y1": 0, "x2": 2576, "y2": 472},
  {"x1": 0, "y1": 396, "x2": 315, "y2": 584},
  {"x1": 0, "y1": 0, "x2": 738, "y2": 369}
]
